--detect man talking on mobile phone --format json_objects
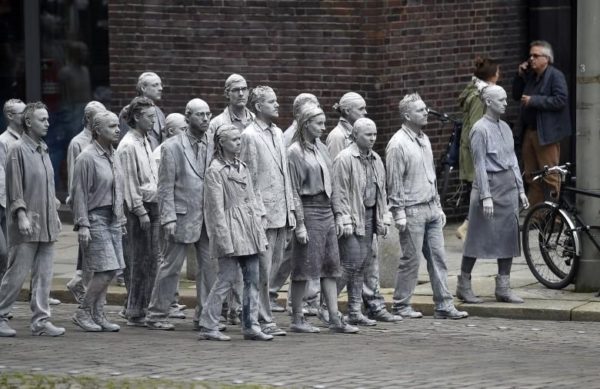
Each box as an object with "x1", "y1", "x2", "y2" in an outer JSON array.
[{"x1": 512, "y1": 40, "x2": 571, "y2": 206}]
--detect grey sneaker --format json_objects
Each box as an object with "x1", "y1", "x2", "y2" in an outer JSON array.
[
  {"x1": 198, "y1": 327, "x2": 231, "y2": 341},
  {"x1": 346, "y1": 314, "x2": 377, "y2": 326},
  {"x1": 48, "y1": 297, "x2": 61, "y2": 306},
  {"x1": 243, "y1": 331, "x2": 273, "y2": 341},
  {"x1": 168, "y1": 308, "x2": 186, "y2": 319},
  {"x1": 93, "y1": 313, "x2": 120, "y2": 332},
  {"x1": 194, "y1": 321, "x2": 226, "y2": 332},
  {"x1": 270, "y1": 298, "x2": 286, "y2": 313},
  {"x1": 32, "y1": 321, "x2": 65, "y2": 336},
  {"x1": 72, "y1": 309, "x2": 102, "y2": 332},
  {"x1": 66, "y1": 275, "x2": 85, "y2": 304},
  {"x1": 289, "y1": 317, "x2": 320, "y2": 333},
  {"x1": 146, "y1": 320, "x2": 175, "y2": 331},
  {"x1": 329, "y1": 319, "x2": 359, "y2": 334},
  {"x1": 394, "y1": 306, "x2": 423, "y2": 319},
  {"x1": 126, "y1": 317, "x2": 147, "y2": 327},
  {"x1": 0, "y1": 320, "x2": 16, "y2": 337},
  {"x1": 262, "y1": 324, "x2": 287, "y2": 336},
  {"x1": 368, "y1": 309, "x2": 403, "y2": 322},
  {"x1": 433, "y1": 307, "x2": 469, "y2": 320}
]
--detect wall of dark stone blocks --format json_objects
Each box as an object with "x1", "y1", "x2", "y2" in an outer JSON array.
[{"x1": 109, "y1": 0, "x2": 528, "y2": 218}]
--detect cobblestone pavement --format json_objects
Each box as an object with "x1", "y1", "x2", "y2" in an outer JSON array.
[{"x1": 1, "y1": 303, "x2": 599, "y2": 388}]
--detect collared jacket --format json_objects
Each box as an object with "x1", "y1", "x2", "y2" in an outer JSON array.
[
  {"x1": 386, "y1": 125, "x2": 440, "y2": 222},
  {"x1": 208, "y1": 106, "x2": 255, "y2": 133},
  {"x1": 6, "y1": 134, "x2": 61, "y2": 246},
  {"x1": 72, "y1": 142, "x2": 126, "y2": 229},
  {"x1": 116, "y1": 129, "x2": 159, "y2": 216},
  {"x1": 326, "y1": 117, "x2": 354, "y2": 160},
  {"x1": 158, "y1": 131, "x2": 213, "y2": 243},
  {"x1": 240, "y1": 120, "x2": 295, "y2": 230},
  {"x1": 0, "y1": 128, "x2": 21, "y2": 208},
  {"x1": 332, "y1": 143, "x2": 391, "y2": 236},
  {"x1": 204, "y1": 158, "x2": 267, "y2": 258},
  {"x1": 512, "y1": 65, "x2": 572, "y2": 146}
]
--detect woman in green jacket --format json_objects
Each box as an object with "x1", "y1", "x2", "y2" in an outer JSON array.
[{"x1": 456, "y1": 57, "x2": 500, "y2": 240}]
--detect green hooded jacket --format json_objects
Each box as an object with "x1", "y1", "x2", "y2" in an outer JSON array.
[{"x1": 458, "y1": 78, "x2": 486, "y2": 182}]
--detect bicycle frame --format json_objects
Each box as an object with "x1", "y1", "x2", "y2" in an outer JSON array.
[{"x1": 560, "y1": 185, "x2": 600, "y2": 254}]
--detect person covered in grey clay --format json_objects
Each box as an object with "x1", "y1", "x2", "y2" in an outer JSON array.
[
  {"x1": 119, "y1": 72, "x2": 166, "y2": 150},
  {"x1": 239, "y1": 86, "x2": 294, "y2": 337},
  {"x1": 0, "y1": 102, "x2": 65, "y2": 337},
  {"x1": 208, "y1": 74, "x2": 253, "y2": 324},
  {"x1": 287, "y1": 103, "x2": 358, "y2": 334},
  {"x1": 386, "y1": 93, "x2": 468, "y2": 320},
  {"x1": 65, "y1": 101, "x2": 106, "y2": 304},
  {"x1": 278, "y1": 93, "x2": 322, "y2": 316},
  {"x1": 71, "y1": 111, "x2": 125, "y2": 332},
  {"x1": 116, "y1": 96, "x2": 160, "y2": 327},
  {"x1": 326, "y1": 92, "x2": 367, "y2": 160},
  {"x1": 208, "y1": 73, "x2": 254, "y2": 133},
  {"x1": 325, "y1": 92, "x2": 398, "y2": 323},
  {"x1": 458, "y1": 85, "x2": 529, "y2": 304},
  {"x1": 150, "y1": 112, "x2": 188, "y2": 319},
  {"x1": 198, "y1": 124, "x2": 271, "y2": 341},
  {"x1": 333, "y1": 118, "x2": 392, "y2": 326},
  {"x1": 146, "y1": 99, "x2": 218, "y2": 331},
  {"x1": 0, "y1": 99, "x2": 26, "y2": 280},
  {"x1": 152, "y1": 113, "x2": 187, "y2": 167}
]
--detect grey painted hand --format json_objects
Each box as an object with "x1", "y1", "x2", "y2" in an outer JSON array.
[
  {"x1": 78, "y1": 226, "x2": 91, "y2": 248},
  {"x1": 483, "y1": 198, "x2": 494, "y2": 219},
  {"x1": 139, "y1": 214, "x2": 151, "y2": 231}
]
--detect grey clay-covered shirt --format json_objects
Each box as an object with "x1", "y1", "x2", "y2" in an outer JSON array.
[
  {"x1": 6, "y1": 133, "x2": 61, "y2": 245},
  {"x1": 386, "y1": 125, "x2": 440, "y2": 221},
  {"x1": 72, "y1": 141, "x2": 125, "y2": 229},
  {"x1": 470, "y1": 115, "x2": 524, "y2": 200}
]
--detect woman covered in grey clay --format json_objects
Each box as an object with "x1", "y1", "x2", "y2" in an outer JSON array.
[
  {"x1": 198, "y1": 124, "x2": 272, "y2": 341},
  {"x1": 287, "y1": 103, "x2": 358, "y2": 334},
  {"x1": 332, "y1": 118, "x2": 391, "y2": 326},
  {"x1": 458, "y1": 85, "x2": 529, "y2": 304},
  {"x1": 71, "y1": 111, "x2": 126, "y2": 332}
]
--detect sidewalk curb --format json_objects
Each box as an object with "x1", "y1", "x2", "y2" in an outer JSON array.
[{"x1": 27, "y1": 286, "x2": 600, "y2": 323}]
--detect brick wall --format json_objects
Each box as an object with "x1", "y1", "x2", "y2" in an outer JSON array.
[{"x1": 108, "y1": 0, "x2": 528, "y2": 218}]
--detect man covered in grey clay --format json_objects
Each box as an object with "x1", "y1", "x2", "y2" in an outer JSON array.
[
  {"x1": 119, "y1": 72, "x2": 166, "y2": 150},
  {"x1": 327, "y1": 92, "x2": 400, "y2": 323},
  {"x1": 65, "y1": 101, "x2": 106, "y2": 304},
  {"x1": 333, "y1": 118, "x2": 392, "y2": 326},
  {"x1": 116, "y1": 96, "x2": 160, "y2": 327},
  {"x1": 239, "y1": 86, "x2": 295, "y2": 337},
  {"x1": 0, "y1": 99, "x2": 26, "y2": 280},
  {"x1": 208, "y1": 73, "x2": 254, "y2": 133},
  {"x1": 146, "y1": 99, "x2": 217, "y2": 331},
  {"x1": 386, "y1": 93, "x2": 468, "y2": 320},
  {"x1": 0, "y1": 102, "x2": 65, "y2": 337}
]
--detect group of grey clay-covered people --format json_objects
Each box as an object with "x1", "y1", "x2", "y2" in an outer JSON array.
[{"x1": 0, "y1": 40, "x2": 571, "y2": 340}]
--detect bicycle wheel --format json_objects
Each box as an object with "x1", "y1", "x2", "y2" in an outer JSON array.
[{"x1": 522, "y1": 202, "x2": 579, "y2": 289}]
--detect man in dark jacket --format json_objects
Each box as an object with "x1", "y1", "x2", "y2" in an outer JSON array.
[{"x1": 512, "y1": 40, "x2": 571, "y2": 206}]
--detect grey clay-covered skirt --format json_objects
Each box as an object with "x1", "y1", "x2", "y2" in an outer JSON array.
[
  {"x1": 463, "y1": 169, "x2": 521, "y2": 259},
  {"x1": 83, "y1": 207, "x2": 125, "y2": 273},
  {"x1": 291, "y1": 195, "x2": 342, "y2": 281}
]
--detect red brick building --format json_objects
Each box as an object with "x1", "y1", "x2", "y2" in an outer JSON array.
[{"x1": 1, "y1": 1, "x2": 574, "y2": 216}]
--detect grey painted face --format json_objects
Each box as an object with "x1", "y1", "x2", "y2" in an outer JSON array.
[{"x1": 485, "y1": 88, "x2": 508, "y2": 118}]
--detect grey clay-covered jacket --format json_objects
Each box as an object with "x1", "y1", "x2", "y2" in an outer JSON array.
[{"x1": 332, "y1": 143, "x2": 391, "y2": 236}]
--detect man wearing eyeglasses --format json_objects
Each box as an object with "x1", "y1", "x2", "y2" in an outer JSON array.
[
  {"x1": 513, "y1": 40, "x2": 572, "y2": 206},
  {"x1": 208, "y1": 74, "x2": 255, "y2": 133}
]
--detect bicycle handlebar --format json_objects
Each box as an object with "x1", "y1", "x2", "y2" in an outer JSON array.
[{"x1": 531, "y1": 163, "x2": 572, "y2": 182}]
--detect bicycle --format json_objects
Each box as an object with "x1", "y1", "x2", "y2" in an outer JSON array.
[
  {"x1": 521, "y1": 163, "x2": 600, "y2": 289},
  {"x1": 428, "y1": 108, "x2": 469, "y2": 208}
]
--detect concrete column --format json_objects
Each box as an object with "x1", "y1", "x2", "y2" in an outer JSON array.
[{"x1": 575, "y1": 0, "x2": 600, "y2": 291}]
